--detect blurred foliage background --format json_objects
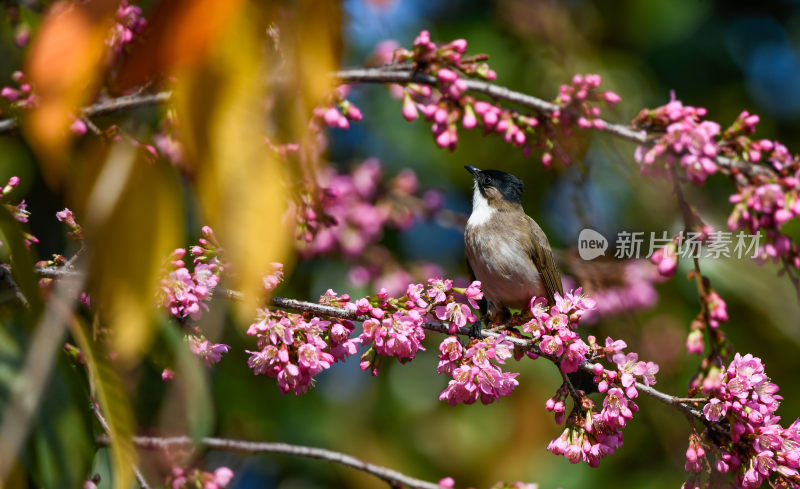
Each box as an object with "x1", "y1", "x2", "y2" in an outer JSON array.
[{"x1": 2, "y1": 0, "x2": 800, "y2": 488}]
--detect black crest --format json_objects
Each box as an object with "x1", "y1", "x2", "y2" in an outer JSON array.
[{"x1": 479, "y1": 169, "x2": 524, "y2": 204}]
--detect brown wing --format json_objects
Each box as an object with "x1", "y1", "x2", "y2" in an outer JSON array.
[{"x1": 526, "y1": 216, "x2": 563, "y2": 302}]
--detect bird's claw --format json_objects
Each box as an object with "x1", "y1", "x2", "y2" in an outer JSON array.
[{"x1": 469, "y1": 320, "x2": 483, "y2": 339}]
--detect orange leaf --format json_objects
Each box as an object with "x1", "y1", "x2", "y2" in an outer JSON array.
[
  {"x1": 24, "y1": 1, "x2": 115, "y2": 184},
  {"x1": 114, "y1": 0, "x2": 245, "y2": 91}
]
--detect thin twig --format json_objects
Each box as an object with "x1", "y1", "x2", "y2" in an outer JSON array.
[
  {"x1": 0, "y1": 91, "x2": 171, "y2": 134},
  {"x1": 96, "y1": 435, "x2": 444, "y2": 489},
  {"x1": 37, "y1": 266, "x2": 82, "y2": 278},
  {"x1": 671, "y1": 167, "x2": 711, "y2": 306},
  {"x1": 82, "y1": 117, "x2": 103, "y2": 136},
  {"x1": 90, "y1": 401, "x2": 152, "y2": 489},
  {"x1": 673, "y1": 397, "x2": 709, "y2": 404},
  {"x1": 0, "y1": 264, "x2": 30, "y2": 308},
  {"x1": 559, "y1": 368, "x2": 584, "y2": 404},
  {"x1": 670, "y1": 166, "x2": 726, "y2": 361}
]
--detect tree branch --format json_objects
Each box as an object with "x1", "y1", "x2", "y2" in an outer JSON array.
[
  {"x1": 0, "y1": 69, "x2": 776, "y2": 182},
  {"x1": 253, "y1": 291, "x2": 707, "y2": 420},
  {"x1": 37, "y1": 277, "x2": 707, "y2": 422},
  {"x1": 0, "y1": 264, "x2": 29, "y2": 308},
  {"x1": 96, "y1": 435, "x2": 444, "y2": 489},
  {"x1": 0, "y1": 91, "x2": 171, "y2": 134},
  {"x1": 332, "y1": 67, "x2": 776, "y2": 180}
]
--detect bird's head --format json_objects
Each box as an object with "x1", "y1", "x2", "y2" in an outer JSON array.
[{"x1": 464, "y1": 165, "x2": 524, "y2": 207}]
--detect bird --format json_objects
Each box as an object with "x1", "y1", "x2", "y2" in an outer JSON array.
[{"x1": 463, "y1": 165, "x2": 563, "y2": 328}]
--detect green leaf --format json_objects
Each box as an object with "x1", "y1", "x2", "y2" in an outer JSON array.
[
  {"x1": 160, "y1": 317, "x2": 213, "y2": 439},
  {"x1": 779, "y1": 216, "x2": 800, "y2": 245},
  {"x1": 28, "y1": 362, "x2": 94, "y2": 489}
]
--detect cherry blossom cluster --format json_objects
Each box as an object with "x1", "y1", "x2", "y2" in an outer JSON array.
[
  {"x1": 158, "y1": 226, "x2": 223, "y2": 322},
  {"x1": 545, "y1": 338, "x2": 658, "y2": 467},
  {"x1": 243, "y1": 276, "x2": 496, "y2": 401},
  {"x1": 630, "y1": 97, "x2": 800, "y2": 352},
  {"x1": 167, "y1": 465, "x2": 234, "y2": 489},
  {"x1": 551, "y1": 74, "x2": 621, "y2": 132},
  {"x1": 2, "y1": 2, "x2": 142, "y2": 137},
  {"x1": 390, "y1": 33, "x2": 621, "y2": 167},
  {"x1": 650, "y1": 240, "x2": 679, "y2": 278},
  {"x1": 1, "y1": 176, "x2": 27, "y2": 224},
  {"x1": 516, "y1": 290, "x2": 659, "y2": 466},
  {"x1": 56, "y1": 208, "x2": 83, "y2": 241},
  {"x1": 682, "y1": 353, "x2": 800, "y2": 488},
  {"x1": 246, "y1": 289, "x2": 359, "y2": 395},
  {"x1": 260, "y1": 85, "x2": 446, "y2": 284},
  {"x1": 393, "y1": 30, "x2": 497, "y2": 81},
  {"x1": 187, "y1": 334, "x2": 230, "y2": 367},
  {"x1": 436, "y1": 332, "x2": 519, "y2": 405},
  {"x1": 0, "y1": 71, "x2": 35, "y2": 109},
  {"x1": 0, "y1": 175, "x2": 38, "y2": 248},
  {"x1": 685, "y1": 287, "x2": 729, "y2": 357},
  {"x1": 294, "y1": 158, "x2": 443, "y2": 258},
  {"x1": 311, "y1": 85, "x2": 363, "y2": 132},
  {"x1": 392, "y1": 31, "x2": 513, "y2": 152},
  {"x1": 399, "y1": 33, "x2": 489, "y2": 151},
  {"x1": 633, "y1": 95, "x2": 720, "y2": 184},
  {"x1": 648, "y1": 223, "x2": 713, "y2": 277},
  {"x1": 158, "y1": 227, "x2": 230, "y2": 365},
  {"x1": 29, "y1": 207, "x2": 85, "y2": 293},
  {"x1": 719, "y1": 111, "x2": 800, "y2": 279},
  {"x1": 726, "y1": 142, "x2": 800, "y2": 274},
  {"x1": 106, "y1": 0, "x2": 147, "y2": 56},
  {"x1": 521, "y1": 290, "x2": 598, "y2": 373},
  {"x1": 357, "y1": 278, "x2": 482, "y2": 375},
  {"x1": 0, "y1": 69, "x2": 91, "y2": 136},
  {"x1": 152, "y1": 109, "x2": 185, "y2": 168},
  {"x1": 632, "y1": 98, "x2": 800, "y2": 282},
  {"x1": 530, "y1": 73, "x2": 621, "y2": 168}
]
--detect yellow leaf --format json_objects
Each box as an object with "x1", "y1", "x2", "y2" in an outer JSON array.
[
  {"x1": 294, "y1": 0, "x2": 342, "y2": 110},
  {"x1": 76, "y1": 142, "x2": 183, "y2": 363},
  {"x1": 174, "y1": 7, "x2": 293, "y2": 318},
  {"x1": 69, "y1": 316, "x2": 136, "y2": 489}
]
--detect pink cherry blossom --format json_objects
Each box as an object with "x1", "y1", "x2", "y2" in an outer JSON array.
[{"x1": 187, "y1": 336, "x2": 230, "y2": 366}]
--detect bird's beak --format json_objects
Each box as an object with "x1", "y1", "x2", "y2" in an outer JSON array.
[{"x1": 464, "y1": 165, "x2": 481, "y2": 178}]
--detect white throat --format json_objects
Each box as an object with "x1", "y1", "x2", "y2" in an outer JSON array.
[{"x1": 467, "y1": 182, "x2": 495, "y2": 227}]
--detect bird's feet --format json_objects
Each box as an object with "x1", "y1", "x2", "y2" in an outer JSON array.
[
  {"x1": 469, "y1": 316, "x2": 486, "y2": 338},
  {"x1": 470, "y1": 308, "x2": 513, "y2": 338}
]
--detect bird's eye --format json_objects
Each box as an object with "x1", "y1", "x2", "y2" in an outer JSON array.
[{"x1": 480, "y1": 175, "x2": 491, "y2": 186}]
